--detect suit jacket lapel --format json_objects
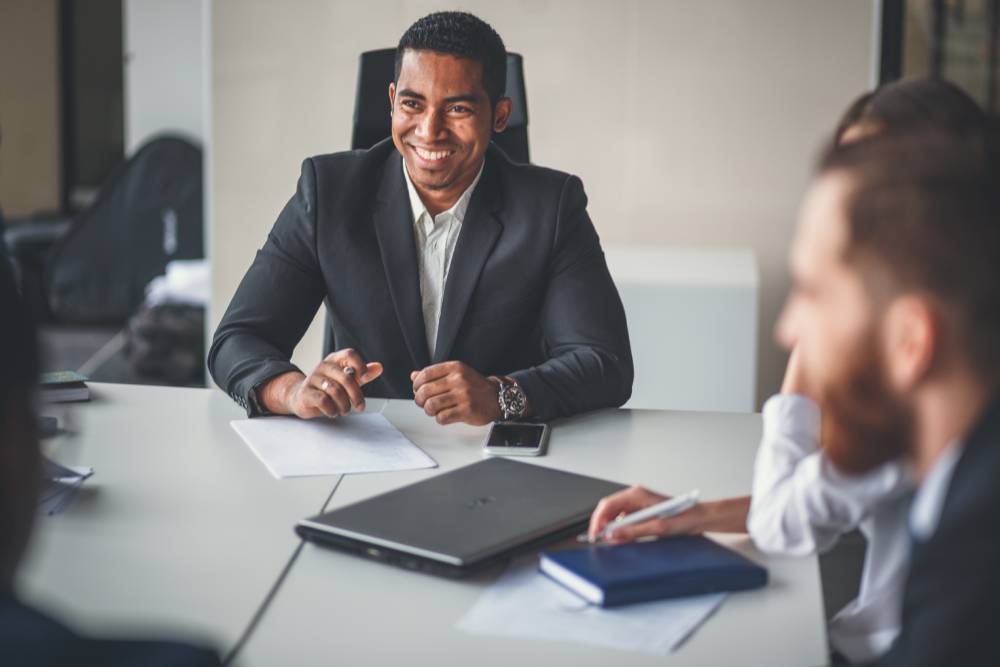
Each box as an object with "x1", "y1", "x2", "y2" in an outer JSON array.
[
  {"x1": 373, "y1": 153, "x2": 431, "y2": 370},
  {"x1": 433, "y1": 155, "x2": 503, "y2": 363}
]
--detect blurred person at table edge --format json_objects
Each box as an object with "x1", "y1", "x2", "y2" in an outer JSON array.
[{"x1": 0, "y1": 271, "x2": 222, "y2": 665}]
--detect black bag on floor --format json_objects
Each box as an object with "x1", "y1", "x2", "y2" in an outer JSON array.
[
  {"x1": 47, "y1": 135, "x2": 203, "y2": 324},
  {"x1": 126, "y1": 304, "x2": 205, "y2": 385}
]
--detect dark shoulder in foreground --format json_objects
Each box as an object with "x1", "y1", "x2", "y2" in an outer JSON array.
[
  {"x1": 1, "y1": 595, "x2": 221, "y2": 667},
  {"x1": 869, "y1": 396, "x2": 1000, "y2": 667}
]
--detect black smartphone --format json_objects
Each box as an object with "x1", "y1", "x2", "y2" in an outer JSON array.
[{"x1": 482, "y1": 422, "x2": 549, "y2": 457}]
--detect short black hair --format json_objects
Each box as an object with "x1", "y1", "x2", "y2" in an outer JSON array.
[{"x1": 395, "y1": 11, "x2": 507, "y2": 107}]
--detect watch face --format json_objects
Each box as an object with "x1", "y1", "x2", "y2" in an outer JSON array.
[{"x1": 501, "y1": 384, "x2": 526, "y2": 416}]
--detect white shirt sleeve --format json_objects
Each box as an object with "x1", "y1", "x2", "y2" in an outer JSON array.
[{"x1": 747, "y1": 394, "x2": 910, "y2": 556}]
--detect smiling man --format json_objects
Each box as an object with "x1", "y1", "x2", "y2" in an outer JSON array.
[{"x1": 209, "y1": 12, "x2": 632, "y2": 425}]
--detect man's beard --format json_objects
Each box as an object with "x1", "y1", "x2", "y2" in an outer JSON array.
[{"x1": 819, "y1": 332, "x2": 913, "y2": 475}]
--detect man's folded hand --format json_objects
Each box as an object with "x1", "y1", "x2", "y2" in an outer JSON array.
[{"x1": 411, "y1": 361, "x2": 500, "y2": 426}]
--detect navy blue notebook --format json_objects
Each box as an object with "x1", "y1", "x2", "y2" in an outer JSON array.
[{"x1": 539, "y1": 536, "x2": 768, "y2": 608}]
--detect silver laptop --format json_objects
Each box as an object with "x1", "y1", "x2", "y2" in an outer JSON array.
[{"x1": 296, "y1": 457, "x2": 625, "y2": 577}]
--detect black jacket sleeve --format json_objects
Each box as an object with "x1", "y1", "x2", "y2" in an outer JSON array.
[
  {"x1": 207, "y1": 159, "x2": 326, "y2": 415},
  {"x1": 508, "y1": 175, "x2": 633, "y2": 420}
]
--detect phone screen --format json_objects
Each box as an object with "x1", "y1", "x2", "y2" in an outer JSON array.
[{"x1": 486, "y1": 423, "x2": 545, "y2": 449}]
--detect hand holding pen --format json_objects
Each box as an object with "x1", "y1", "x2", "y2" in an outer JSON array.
[
  {"x1": 587, "y1": 486, "x2": 753, "y2": 544},
  {"x1": 585, "y1": 489, "x2": 699, "y2": 544}
]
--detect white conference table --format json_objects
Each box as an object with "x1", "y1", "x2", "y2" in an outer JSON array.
[
  {"x1": 19, "y1": 383, "x2": 828, "y2": 666},
  {"x1": 238, "y1": 402, "x2": 829, "y2": 666}
]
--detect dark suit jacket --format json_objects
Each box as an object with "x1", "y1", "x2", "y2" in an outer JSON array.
[
  {"x1": 209, "y1": 140, "x2": 633, "y2": 420},
  {"x1": 869, "y1": 396, "x2": 1000, "y2": 666},
  {"x1": 0, "y1": 594, "x2": 221, "y2": 667}
]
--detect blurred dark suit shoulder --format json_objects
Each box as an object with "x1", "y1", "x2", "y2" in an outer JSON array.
[
  {"x1": 0, "y1": 595, "x2": 221, "y2": 667},
  {"x1": 870, "y1": 397, "x2": 1000, "y2": 666}
]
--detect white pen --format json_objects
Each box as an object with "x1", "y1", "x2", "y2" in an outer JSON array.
[{"x1": 588, "y1": 489, "x2": 701, "y2": 544}]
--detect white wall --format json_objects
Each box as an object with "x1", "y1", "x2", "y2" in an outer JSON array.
[
  {"x1": 210, "y1": 0, "x2": 874, "y2": 405},
  {"x1": 123, "y1": 0, "x2": 206, "y2": 153}
]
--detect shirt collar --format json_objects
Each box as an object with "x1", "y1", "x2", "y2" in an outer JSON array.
[
  {"x1": 909, "y1": 439, "x2": 964, "y2": 542},
  {"x1": 402, "y1": 159, "x2": 484, "y2": 227}
]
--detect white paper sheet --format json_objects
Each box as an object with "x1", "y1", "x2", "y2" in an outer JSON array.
[
  {"x1": 231, "y1": 414, "x2": 437, "y2": 479},
  {"x1": 39, "y1": 456, "x2": 94, "y2": 515},
  {"x1": 457, "y1": 558, "x2": 727, "y2": 655}
]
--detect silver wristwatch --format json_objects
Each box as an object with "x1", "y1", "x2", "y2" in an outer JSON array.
[{"x1": 496, "y1": 377, "x2": 528, "y2": 421}]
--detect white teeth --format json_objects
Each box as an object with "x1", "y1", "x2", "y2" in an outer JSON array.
[{"x1": 415, "y1": 147, "x2": 452, "y2": 161}]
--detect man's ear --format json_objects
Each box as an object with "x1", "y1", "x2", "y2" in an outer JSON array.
[
  {"x1": 883, "y1": 295, "x2": 937, "y2": 391},
  {"x1": 388, "y1": 82, "x2": 396, "y2": 113},
  {"x1": 492, "y1": 97, "x2": 512, "y2": 133}
]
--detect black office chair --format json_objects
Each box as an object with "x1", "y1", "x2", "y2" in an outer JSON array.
[{"x1": 351, "y1": 48, "x2": 530, "y2": 163}]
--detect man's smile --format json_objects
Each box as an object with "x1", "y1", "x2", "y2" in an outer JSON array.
[{"x1": 408, "y1": 143, "x2": 457, "y2": 166}]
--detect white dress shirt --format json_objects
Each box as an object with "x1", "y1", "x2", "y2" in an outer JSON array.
[
  {"x1": 747, "y1": 394, "x2": 914, "y2": 664},
  {"x1": 402, "y1": 161, "x2": 484, "y2": 359}
]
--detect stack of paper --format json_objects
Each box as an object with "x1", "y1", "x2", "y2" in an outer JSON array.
[
  {"x1": 458, "y1": 558, "x2": 727, "y2": 655},
  {"x1": 39, "y1": 456, "x2": 94, "y2": 515},
  {"x1": 231, "y1": 413, "x2": 437, "y2": 479}
]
